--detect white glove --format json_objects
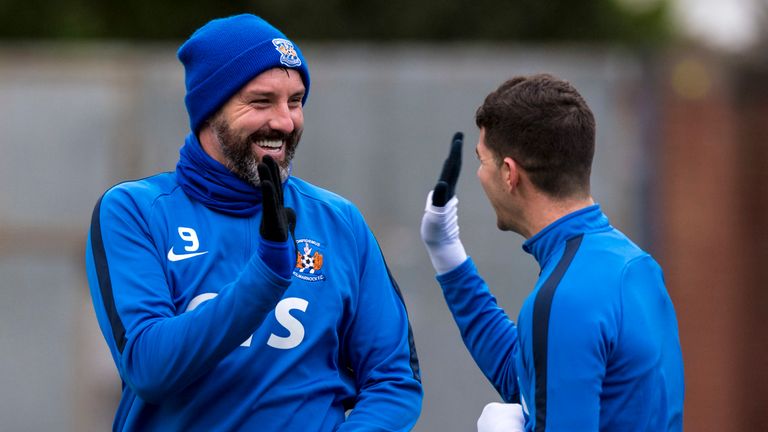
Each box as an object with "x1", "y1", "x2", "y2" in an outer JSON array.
[
  {"x1": 420, "y1": 190, "x2": 468, "y2": 275},
  {"x1": 477, "y1": 402, "x2": 525, "y2": 432}
]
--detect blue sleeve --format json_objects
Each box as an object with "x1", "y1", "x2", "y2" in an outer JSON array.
[
  {"x1": 436, "y1": 258, "x2": 521, "y2": 402},
  {"x1": 85, "y1": 188, "x2": 291, "y2": 403},
  {"x1": 337, "y1": 209, "x2": 423, "y2": 431}
]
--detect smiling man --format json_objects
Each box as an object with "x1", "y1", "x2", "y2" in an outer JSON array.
[{"x1": 85, "y1": 14, "x2": 422, "y2": 431}]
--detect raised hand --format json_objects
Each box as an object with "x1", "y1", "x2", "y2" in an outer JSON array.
[
  {"x1": 257, "y1": 156, "x2": 296, "y2": 242},
  {"x1": 432, "y1": 132, "x2": 463, "y2": 207},
  {"x1": 420, "y1": 132, "x2": 468, "y2": 275}
]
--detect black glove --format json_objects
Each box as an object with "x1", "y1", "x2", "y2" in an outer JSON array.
[
  {"x1": 432, "y1": 132, "x2": 463, "y2": 207},
  {"x1": 257, "y1": 156, "x2": 296, "y2": 242}
]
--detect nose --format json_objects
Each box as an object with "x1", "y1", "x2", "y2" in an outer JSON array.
[{"x1": 268, "y1": 103, "x2": 294, "y2": 133}]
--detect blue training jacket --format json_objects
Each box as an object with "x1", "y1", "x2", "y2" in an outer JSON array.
[
  {"x1": 85, "y1": 170, "x2": 422, "y2": 431},
  {"x1": 437, "y1": 205, "x2": 684, "y2": 431}
]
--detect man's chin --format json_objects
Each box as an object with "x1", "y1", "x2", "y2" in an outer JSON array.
[{"x1": 243, "y1": 158, "x2": 292, "y2": 186}]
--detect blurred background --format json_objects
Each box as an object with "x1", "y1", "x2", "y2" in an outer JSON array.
[{"x1": 0, "y1": 0, "x2": 766, "y2": 430}]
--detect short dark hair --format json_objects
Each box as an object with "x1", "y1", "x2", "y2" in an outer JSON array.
[{"x1": 475, "y1": 74, "x2": 595, "y2": 199}]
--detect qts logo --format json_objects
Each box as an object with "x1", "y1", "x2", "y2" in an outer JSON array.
[{"x1": 294, "y1": 239, "x2": 326, "y2": 282}]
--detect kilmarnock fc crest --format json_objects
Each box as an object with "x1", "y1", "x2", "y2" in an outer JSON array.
[
  {"x1": 294, "y1": 239, "x2": 325, "y2": 282},
  {"x1": 272, "y1": 38, "x2": 302, "y2": 67}
]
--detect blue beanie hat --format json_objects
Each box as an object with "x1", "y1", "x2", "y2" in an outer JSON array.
[{"x1": 177, "y1": 14, "x2": 310, "y2": 133}]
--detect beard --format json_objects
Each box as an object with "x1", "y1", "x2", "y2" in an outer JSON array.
[{"x1": 210, "y1": 116, "x2": 301, "y2": 187}]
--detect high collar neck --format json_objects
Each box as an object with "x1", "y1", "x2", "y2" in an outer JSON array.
[
  {"x1": 176, "y1": 133, "x2": 271, "y2": 217},
  {"x1": 522, "y1": 204, "x2": 609, "y2": 267}
]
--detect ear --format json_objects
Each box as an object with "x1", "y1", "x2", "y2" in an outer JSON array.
[{"x1": 501, "y1": 157, "x2": 519, "y2": 193}]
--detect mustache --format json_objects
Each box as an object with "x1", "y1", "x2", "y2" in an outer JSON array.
[{"x1": 248, "y1": 128, "x2": 299, "y2": 143}]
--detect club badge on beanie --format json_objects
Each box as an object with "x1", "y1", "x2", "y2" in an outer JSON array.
[{"x1": 177, "y1": 14, "x2": 311, "y2": 133}]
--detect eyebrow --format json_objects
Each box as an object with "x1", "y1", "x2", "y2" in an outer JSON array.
[{"x1": 241, "y1": 89, "x2": 305, "y2": 99}]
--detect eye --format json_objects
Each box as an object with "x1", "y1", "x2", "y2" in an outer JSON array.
[{"x1": 288, "y1": 96, "x2": 303, "y2": 107}]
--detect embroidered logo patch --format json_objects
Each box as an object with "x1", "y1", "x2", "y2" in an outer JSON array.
[
  {"x1": 272, "y1": 38, "x2": 302, "y2": 67},
  {"x1": 293, "y1": 238, "x2": 325, "y2": 282}
]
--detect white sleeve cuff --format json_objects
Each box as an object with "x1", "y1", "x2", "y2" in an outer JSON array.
[{"x1": 420, "y1": 191, "x2": 468, "y2": 275}]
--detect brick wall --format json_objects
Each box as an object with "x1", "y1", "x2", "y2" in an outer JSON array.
[{"x1": 659, "y1": 50, "x2": 768, "y2": 431}]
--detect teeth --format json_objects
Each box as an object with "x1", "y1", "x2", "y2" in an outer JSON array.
[{"x1": 256, "y1": 140, "x2": 283, "y2": 149}]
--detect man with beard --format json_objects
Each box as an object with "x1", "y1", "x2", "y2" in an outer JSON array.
[{"x1": 85, "y1": 14, "x2": 422, "y2": 431}]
